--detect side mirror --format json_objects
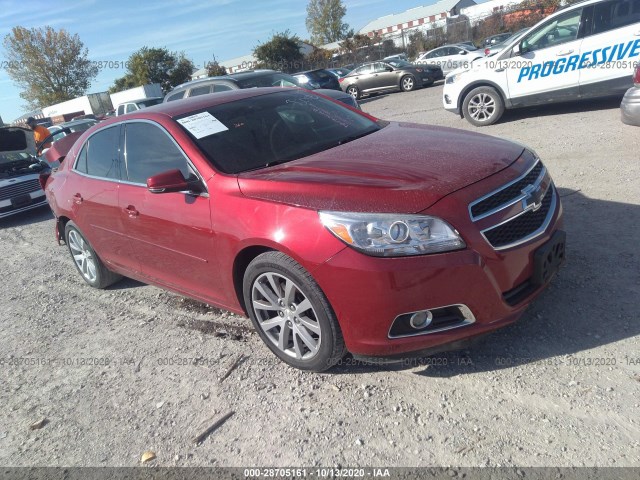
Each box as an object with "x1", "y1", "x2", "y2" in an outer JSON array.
[
  {"x1": 147, "y1": 169, "x2": 200, "y2": 194},
  {"x1": 385, "y1": 66, "x2": 393, "y2": 72},
  {"x1": 460, "y1": 50, "x2": 468, "y2": 55},
  {"x1": 513, "y1": 43, "x2": 522, "y2": 55}
]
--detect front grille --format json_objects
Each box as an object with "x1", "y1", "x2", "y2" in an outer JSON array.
[
  {"x1": 483, "y1": 187, "x2": 554, "y2": 249},
  {"x1": 470, "y1": 161, "x2": 543, "y2": 218},
  {"x1": 0, "y1": 179, "x2": 42, "y2": 202}
]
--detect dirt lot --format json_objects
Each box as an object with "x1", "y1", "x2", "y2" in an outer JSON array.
[{"x1": 1, "y1": 84, "x2": 639, "y2": 469}]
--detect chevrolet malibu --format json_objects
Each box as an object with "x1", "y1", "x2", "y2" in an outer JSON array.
[{"x1": 45, "y1": 88, "x2": 565, "y2": 371}]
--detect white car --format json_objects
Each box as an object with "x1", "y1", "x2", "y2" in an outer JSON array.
[
  {"x1": 443, "y1": 0, "x2": 640, "y2": 126},
  {"x1": 115, "y1": 97, "x2": 164, "y2": 116},
  {"x1": 415, "y1": 44, "x2": 483, "y2": 75}
]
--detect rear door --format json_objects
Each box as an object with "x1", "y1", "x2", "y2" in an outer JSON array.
[
  {"x1": 117, "y1": 120, "x2": 220, "y2": 300},
  {"x1": 505, "y1": 6, "x2": 585, "y2": 105},
  {"x1": 68, "y1": 125, "x2": 136, "y2": 271},
  {"x1": 578, "y1": 0, "x2": 640, "y2": 97},
  {"x1": 348, "y1": 64, "x2": 375, "y2": 91}
]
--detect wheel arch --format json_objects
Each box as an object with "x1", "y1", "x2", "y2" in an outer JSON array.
[
  {"x1": 458, "y1": 81, "x2": 509, "y2": 118},
  {"x1": 232, "y1": 245, "x2": 277, "y2": 314},
  {"x1": 57, "y1": 215, "x2": 71, "y2": 243}
]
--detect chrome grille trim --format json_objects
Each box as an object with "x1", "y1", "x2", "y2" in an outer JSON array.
[
  {"x1": 0, "y1": 179, "x2": 42, "y2": 202},
  {"x1": 481, "y1": 185, "x2": 556, "y2": 251},
  {"x1": 468, "y1": 159, "x2": 544, "y2": 221}
]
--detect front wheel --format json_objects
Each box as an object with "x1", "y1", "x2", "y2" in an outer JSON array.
[
  {"x1": 400, "y1": 75, "x2": 416, "y2": 92},
  {"x1": 462, "y1": 86, "x2": 505, "y2": 126},
  {"x1": 243, "y1": 252, "x2": 346, "y2": 371},
  {"x1": 65, "y1": 221, "x2": 122, "y2": 289}
]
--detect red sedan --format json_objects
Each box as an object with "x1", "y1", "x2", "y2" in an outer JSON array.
[{"x1": 44, "y1": 87, "x2": 565, "y2": 371}]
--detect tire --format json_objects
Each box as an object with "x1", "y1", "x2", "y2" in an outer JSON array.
[
  {"x1": 346, "y1": 85, "x2": 360, "y2": 100},
  {"x1": 400, "y1": 75, "x2": 416, "y2": 92},
  {"x1": 64, "y1": 221, "x2": 122, "y2": 289},
  {"x1": 243, "y1": 251, "x2": 346, "y2": 372},
  {"x1": 462, "y1": 86, "x2": 505, "y2": 127}
]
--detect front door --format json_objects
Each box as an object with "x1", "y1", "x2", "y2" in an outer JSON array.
[
  {"x1": 117, "y1": 121, "x2": 220, "y2": 302},
  {"x1": 506, "y1": 7, "x2": 585, "y2": 106}
]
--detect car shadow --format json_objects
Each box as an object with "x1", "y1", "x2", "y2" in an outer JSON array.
[
  {"x1": 107, "y1": 277, "x2": 147, "y2": 290},
  {"x1": 499, "y1": 96, "x2": 623, "y2": 123},
  {"x1": 0, "y1": 205, "x2": 53, "y2": 229},
  {"x1": 331, "y1": 187, "x2": 640, "y2": 376}
]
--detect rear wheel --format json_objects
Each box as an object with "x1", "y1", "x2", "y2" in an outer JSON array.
[
  {"x1": 243, "y1": 252, "x2": 346, "y2": 371},
  {"x1": 400, "y1": 75, "x2": 416, "y2": 92},
  {"x1": 462, "y1": 86, "x2": 505, "y2": 126},
  {"x1": 65, "y1": 221, "x2": 121, "y2": 289},
  {"x1": 346, "y1": 85, "x2": 360, "y2": 100}
]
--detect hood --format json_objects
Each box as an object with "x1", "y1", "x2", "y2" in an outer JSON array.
[
  {"x1": 0, "y1": 126, "x2": 36, "y2": 156},
  {"x1": 238, "y1": 122, "x2": 524, "y2": 213}
]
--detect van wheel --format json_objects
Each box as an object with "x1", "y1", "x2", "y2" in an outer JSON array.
[
  {"x1": 243, "y1": 252, "x2": 346, "y2": 372},
  {"x1": 462, "y1": 86, "x2": 504, "y2": 126}
]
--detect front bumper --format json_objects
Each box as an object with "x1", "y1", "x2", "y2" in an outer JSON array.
[
  {"x1": 0, "y1": 174, "x2": 49, "y2": 219},
  {"x1": 312, "y1": 164, "x2": 564, "y2": 358},
  {"x1": 621, "y1": 86, "x2": 640, "y2": 126}
]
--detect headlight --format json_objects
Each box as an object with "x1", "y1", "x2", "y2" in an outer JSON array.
[
  {"x1": 319, "y1": 212, "x2": 465, "y2": 257},
  {"x1": 445, "y1": 72, "x2": 464, "y2": 84}
]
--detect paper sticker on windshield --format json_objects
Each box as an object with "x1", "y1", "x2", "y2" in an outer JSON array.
[{"x1": 177, "y1": 112, "x2": 228, "y2": 139}]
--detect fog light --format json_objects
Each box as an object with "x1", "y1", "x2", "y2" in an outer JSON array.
[
  {"x1": 444, "y1": 94, "x2": 451, "y2": 104},
  {"x1": 409, "y1": 310, "x2": 433, "y2": 329}
]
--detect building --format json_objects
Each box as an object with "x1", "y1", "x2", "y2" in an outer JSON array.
[{"x1": 357, "y1": 0, "x2": 477, "y2": 44}]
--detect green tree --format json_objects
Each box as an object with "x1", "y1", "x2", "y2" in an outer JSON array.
[
  {"x1": 253, "y1": 31, "x2": 303, "y2": 73},
  {"x1": 306, "y1": 0, "x2": 349, "y2": 45},
  {"x1": 2, "y1": 26, "x2": 98, "y2": 110},
  {"x1": 110, "y1": 47, "x2": 195, "y2": 94},
  {"x1": 206, "y1": 61, "x2": 227, "y2": 77}
]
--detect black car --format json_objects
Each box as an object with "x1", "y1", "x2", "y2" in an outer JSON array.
[
  {"x1": 293, "y1": 69, "x2": 341, "y2": 90},
  {"x1": 339, "y1": 60, "x2": 442, "y2": 100}
]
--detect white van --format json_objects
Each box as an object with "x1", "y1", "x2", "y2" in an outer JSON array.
[{"x1": 443, "y1": 0, "x2": 640, "y2": 126}]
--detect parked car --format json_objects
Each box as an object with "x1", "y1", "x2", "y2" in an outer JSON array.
[
  {"x1": 115, "y1": 97, "x2": 164, "y2": 116},
  {"x1": 327, "y1": 67, "x2": 352, "y2": 78},
  {"x1": 164, "y1": 70, "x2": 298, "y2": 102},
  {"x1": 415, "y1": 44, "x2": 484, "y2": 75},
  {"x1": 484, "y1": 28, "x2": 530, "y2": 56},
  {"x1": 164, "y1": 70, "x2": 360, "y2": 109},
  {"x1": 0, "y1": 126, "x2": 51, "y2": 219},
  {"x1": 482, "y1": 32, "x2": 513, "y2": 47},
  {"x1": 444, "y1": 0, "x2": 640, "y2": 126},
  {"x1": 44, "y1": 87, "x2": 564, "y2": 371},
  {"x1": 293, "y1": 69, "x2": 341, "y2": 90},
  {"x1": 340, "y1": 60, "x2": 442, "y2": 99},
  {"x1": 38, "y1": 119, "x2": 98, "y2": 157},
  {"x1": 621, "y1": 63, "x2": 640, "y2": 126},
  {"x1": 383, "y1": 53, "x2": 409, "y2": 62}
]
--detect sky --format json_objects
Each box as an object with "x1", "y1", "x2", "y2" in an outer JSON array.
[{"x1": 1, "y1": 0, "x2": 450, "y2": 122}]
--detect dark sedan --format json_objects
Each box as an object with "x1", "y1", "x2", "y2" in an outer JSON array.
[{"x1": 339, "y1": 60, "x2": 442, "y2": 99}]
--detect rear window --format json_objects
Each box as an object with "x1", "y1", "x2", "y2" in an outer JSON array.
[{"x1": 174, "y1": 90, "x2": 380, "y2": 174}]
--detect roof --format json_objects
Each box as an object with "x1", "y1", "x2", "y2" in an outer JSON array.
[
  {"x1": 358, "y1": 0, "x2": 466, "y2": 33},
  {"x1": 121, "y1": 87, "x2": 294, "y2": 119}
]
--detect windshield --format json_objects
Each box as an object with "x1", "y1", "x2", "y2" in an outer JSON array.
[
  {"x1": 236, "y1": 73, "x2": 299, "y2": 88},
  {"x1": 175, "y1": 90, "x2": 380, "y2": 174}
]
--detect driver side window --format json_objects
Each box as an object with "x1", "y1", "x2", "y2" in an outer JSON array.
[
  {"x1": 123, "y1": 122, "x2": 192, "y2": 185},
  {"x1": 522, "y1": 9, "x2": 582, "y2": 52}
]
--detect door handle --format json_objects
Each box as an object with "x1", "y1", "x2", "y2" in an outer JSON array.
[
  {"x1": 124, "y1": 205, "x2": 139, "y2": 217},
  {"x1": 556, "y1": 49, "x2": 574, "y2": 56},
  {"x1": 73, "y1": 193, "x2": 83, "y2": 204}
]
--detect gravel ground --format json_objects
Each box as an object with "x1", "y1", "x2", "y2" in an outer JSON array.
[{"x1": 0, "y1": 84, "x2": 639, "y2": 469}]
